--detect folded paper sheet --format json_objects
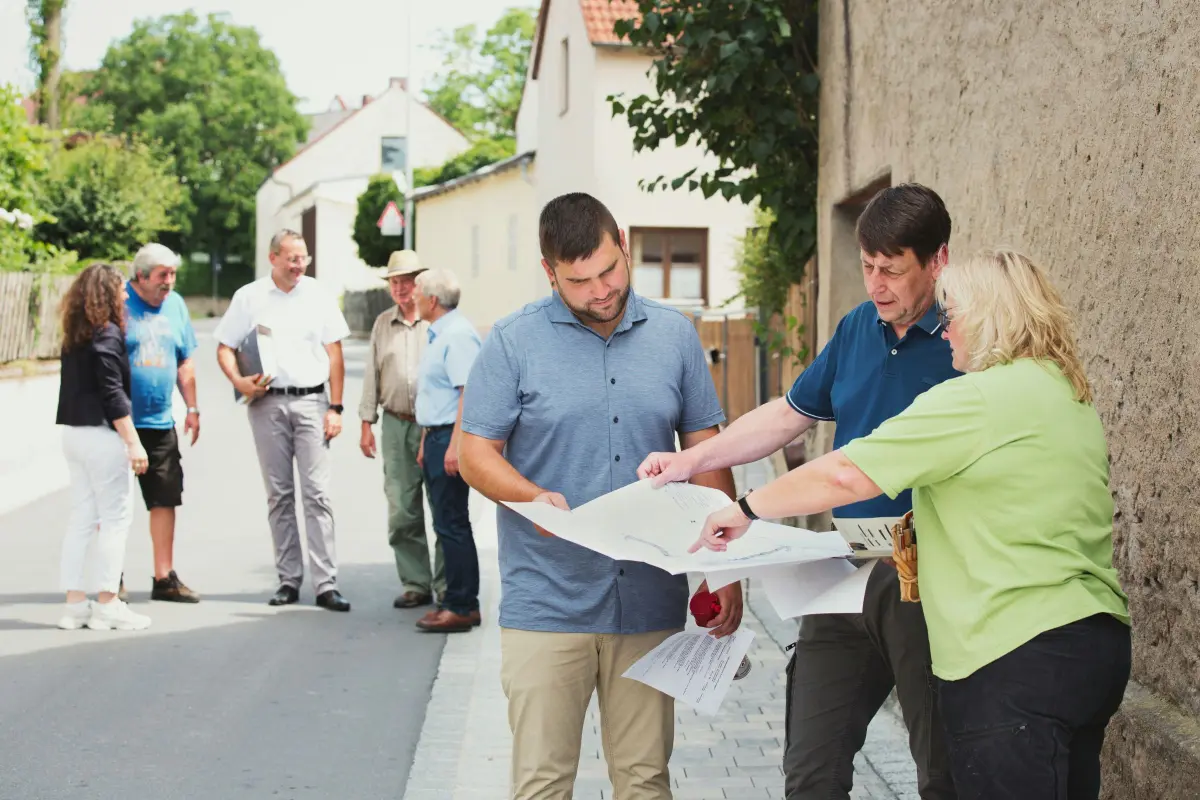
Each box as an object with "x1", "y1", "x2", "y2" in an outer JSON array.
[
  {"x1": 622, "y1": 626, "x2": 756, "y2": 715},
  {"x1": 503, "y1": 480, "x2": 853, "y2": 574},
  {"x1": 760, "y1": 559, "x2": 877, "y2": 618},
  {"x1": 832, "y1": 516, "x2": 899, "y2": 558}
]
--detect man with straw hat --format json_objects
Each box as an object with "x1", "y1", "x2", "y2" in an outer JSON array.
[{"x1": 359, "y1": 250, "x2": 445, "y2": 610}]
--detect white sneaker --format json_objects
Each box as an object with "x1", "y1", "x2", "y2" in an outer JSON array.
[
  {"x1": 57, "y1": 600, "x2": 92, "y2": 630},
  {"x1": 86, "y1": 599, "x2": 151, "y2": 631}
]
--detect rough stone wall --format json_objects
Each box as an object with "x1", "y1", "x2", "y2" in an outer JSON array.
[{"x1": 815, "y1": 2, "x2": 1200, "y2": 795}]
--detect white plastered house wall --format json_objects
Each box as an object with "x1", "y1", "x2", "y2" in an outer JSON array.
[
  {"x1": 412, "y1": 154, "x2": 542, "y2": 331},
  {"x1": 530, "y1": 0, "x2": 755, "y2": 311},
  {"x1": 254, "y1": 79, "x2": 471, "y2": 296}
]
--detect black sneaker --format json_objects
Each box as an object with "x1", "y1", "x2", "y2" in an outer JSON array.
[{"x1": 151, "y1": 571, "x2": 201, "y2": 603}]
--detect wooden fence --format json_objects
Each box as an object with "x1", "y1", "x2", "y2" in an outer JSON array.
[{"x1": 0, "y1": 272, "x2": 74, "y2": 362}]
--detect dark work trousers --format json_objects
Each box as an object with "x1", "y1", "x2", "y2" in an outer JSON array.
[
  {"x1": 784, "y1": 563, "x2": 956, "y2": 800},
  {"x1": 937, "y1": 613, "x2": 1131, "y2": 800},
  {"x1": 420, "y1": 426, "x2": 479, "y2": 617}
]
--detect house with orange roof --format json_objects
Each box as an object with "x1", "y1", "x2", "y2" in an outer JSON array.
[
  {"x1": 412, "y1": 0, "x2": 756, "y2": 321},
  {"x1": 253, "y1": 78, "x2": 470, "y2": 296}
]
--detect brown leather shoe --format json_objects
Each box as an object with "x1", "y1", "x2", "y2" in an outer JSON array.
[
  {"x1": 151, "y1": 571, "x2": 201, "y2": 603},
  {"x1": 416, "y1": 609, "x2": 475, "y2": 633},
  {"x1": 393, "y1": 591, "x2": 433, "y2": 609}
]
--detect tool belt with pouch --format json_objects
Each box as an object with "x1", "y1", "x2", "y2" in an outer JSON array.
[{"x1": 892, "y1": 511, "x2": 919, "y2": 603}]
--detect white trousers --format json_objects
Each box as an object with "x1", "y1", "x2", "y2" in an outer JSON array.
[{"x1": 60, "y1": 425, "x2": 134, "y2": 594}]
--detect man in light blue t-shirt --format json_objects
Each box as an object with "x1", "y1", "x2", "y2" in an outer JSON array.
[{"x1": 124, "y1": 243, "x2": 201, "y2": 603}]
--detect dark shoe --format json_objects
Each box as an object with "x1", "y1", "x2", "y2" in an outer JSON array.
[
  {"x1": 394, "y1": 591, "x2": 433, "y2": 609},
  {"x1": 118, "y1": 573, "x2": 128, "y2": 603},
  {"x1": 316, "y1": 589, "x2": 351, "y2": 612},
  {"x1": 268, "y1": 585, "x2": 299, "y2": 606},
  {"x1": 469, "y1": 609, "x2": 481, "y2": 627},
  {"x1": 416, "y1": 609, "x2": 474, "y2": 633},
  {"x1": 151, "y1": 571, "x2": 201, "y2": 603}
]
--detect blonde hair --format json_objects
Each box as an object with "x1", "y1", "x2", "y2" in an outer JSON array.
[{"x1": 936, "y1": 249, "x2": 1092, "y2": 403}]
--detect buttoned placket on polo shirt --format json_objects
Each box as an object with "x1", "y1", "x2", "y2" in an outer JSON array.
[{"x1": 878, "y1": 310, "x2": 941, "y2": 378}]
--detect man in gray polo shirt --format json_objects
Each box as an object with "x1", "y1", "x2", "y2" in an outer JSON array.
[{"x1": 459, "y1": 192, "x2": 743, "y2": 799}]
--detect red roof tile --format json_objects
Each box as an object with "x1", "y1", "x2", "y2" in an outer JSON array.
[
  {"x1": 580, "y1": 0, "x2": 641, "y2": 44},
  {"x1": 533, "y1": 0, "x2": 641, "y2": 78}
]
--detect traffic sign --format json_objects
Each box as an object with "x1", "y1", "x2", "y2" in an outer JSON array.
[{"x1": 377, "y1": 201, "x2": 405, "y2": 237}]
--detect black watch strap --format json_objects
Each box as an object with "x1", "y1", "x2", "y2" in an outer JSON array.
[
  {"x1": 329, "y1": 403, "x2": 344, "y2": 414},
  {"x1": 737, "y1": 493, "x2": 759, "y2": 521}
]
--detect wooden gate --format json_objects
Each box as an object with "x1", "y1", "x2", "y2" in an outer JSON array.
[{"x1": 694, "y1": 313, "x2": 758, "y2": 424}]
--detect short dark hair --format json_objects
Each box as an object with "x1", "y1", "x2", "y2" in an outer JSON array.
[
  {"x1": 538, "y1": 193, "x2": 621, "y2": 266},
  {"x1": 856, "y1": 183, "x2": 952, "y2": 266}
]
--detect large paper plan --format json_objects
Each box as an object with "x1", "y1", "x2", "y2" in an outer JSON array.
[{"x1": 503, "y1": 480, "x2": 853, "y2": 574}]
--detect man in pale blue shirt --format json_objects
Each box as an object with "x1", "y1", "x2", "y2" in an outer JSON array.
[
  {"x1": 413, "y1": 267, "x2": 482, "y2": 633},
  {"x1": 458, "y1": 193, "x2": 742, "y2": 799}
]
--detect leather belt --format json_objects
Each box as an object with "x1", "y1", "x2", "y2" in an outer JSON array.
[
  {"x1": 266, "y1": 384, "x2": 325, "y2": 396},
  {"x1": 385, "y1": 410, "x2": 417, "y2": 423}
]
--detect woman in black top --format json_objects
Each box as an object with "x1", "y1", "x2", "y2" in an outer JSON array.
[{"x1": 55, "y1": 263, "x2": 152, "y2": 632}]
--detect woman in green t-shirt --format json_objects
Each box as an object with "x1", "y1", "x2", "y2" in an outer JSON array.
[{"x1": 692, "y1": 249, "x2": 1130, "y2": 800}]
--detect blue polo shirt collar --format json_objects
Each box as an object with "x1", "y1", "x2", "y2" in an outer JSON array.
[
  {"x1": 874, "y1": 302, "x2": 943, "y2": 338},
  {"x1": 547, "y1": 290, "x2": 648, "y2": 334}
]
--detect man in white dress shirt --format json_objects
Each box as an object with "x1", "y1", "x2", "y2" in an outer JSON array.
[{"x1": 214, "y1": 229, "x2": 352, "y2": 612}]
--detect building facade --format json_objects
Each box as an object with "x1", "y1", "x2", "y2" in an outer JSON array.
[
  {"x1": 813, "y1": 2, "x2": 1200, "y2": 795},
  {"x1": 254, "y1": 78, "x2": 470, "y2": 297}
]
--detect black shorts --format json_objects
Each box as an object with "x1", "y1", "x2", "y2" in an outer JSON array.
[{"x1": 135, "y1": 427, "x2": 184, "y2": 509}]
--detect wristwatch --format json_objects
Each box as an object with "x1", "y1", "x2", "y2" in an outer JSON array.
[
  {"x1": 329, "y1": 404, "x2": 344, "y2": 414},
  {"x1": 186, "y1": 407, "x2": 200, "y2": 416},
  {"x1": 736, "y1": 493, "x2": 759, "y2": 521}
]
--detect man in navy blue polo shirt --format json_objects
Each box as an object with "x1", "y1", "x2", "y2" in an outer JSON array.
[
  {"x1": 640, "y1": 184, "x2": 960, "y2": 800},
  {"x1": 459, "y1": 192, "x2": 741, "y2": 799}
]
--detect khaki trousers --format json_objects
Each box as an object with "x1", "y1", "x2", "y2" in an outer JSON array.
[
  {"x1": 381, "y1": 413, "x2": 444, "y2": 595},
  {"x1": 500, "y1": 627, "x2": 679, "y2": 800}
]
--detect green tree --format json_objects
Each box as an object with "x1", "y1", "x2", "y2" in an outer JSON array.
[
  {"x1": 80, "y1": 12, "x2": 308, "y2": 266},
  {"x1": 25, "y1": 0, "x2": 67, "y2": 129},
  {"x1": 353, "y1": 175, "x2": 406, "y2": 268},
  {"x1": 610, "y1": 1, "x2": 819, "y2": 316},
  {"x1": 423, "y1": 6, "x2": 536, "y2": 149},
  {"x1": 0, "y1": 84, "x2": 74, "y2": 272},
  {"x1": 36, "y1": 135, "x2": 184, "y2": 261},
  {"x1": 413, "y1": 138, "x2": 514, "y2": 188}
]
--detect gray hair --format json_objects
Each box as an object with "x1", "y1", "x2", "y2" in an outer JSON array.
[
  {"x1": 415, "y1": 268, "x2": 461, "y2": 310},
  {"x1": 269, "y1": 229, "x2": 305, "y2": 255},
  {"x1": 131, "y1": 243, "x2": 181, "y2": 279}
]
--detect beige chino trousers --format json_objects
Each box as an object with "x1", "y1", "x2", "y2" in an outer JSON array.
[{"x1": 500, "y1": 627, "x2": 680, "y2": 800}]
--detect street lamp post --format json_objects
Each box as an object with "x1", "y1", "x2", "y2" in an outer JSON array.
[{"x1": 403, "y1": 1, "x2": 415, "y2": 251}]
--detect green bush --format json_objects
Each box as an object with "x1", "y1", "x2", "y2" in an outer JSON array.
[
  {"x1": 353, "y1": 175, "x2": 407, "y2": 267},
  {"x1": 36, "y1": 135, "x2": 184, "y2": 262},
  {"x1": 0, "y1": 84, "x2": 75, "y2": 273}
]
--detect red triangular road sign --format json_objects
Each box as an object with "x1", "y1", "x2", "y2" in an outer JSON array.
[{"x1": 377, "y1": 200, "x2": 404, "y2": 228}]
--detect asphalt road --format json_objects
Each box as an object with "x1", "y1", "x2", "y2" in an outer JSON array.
[{"x1": 0, "y1": 319, "x2": 447, "y2": 799}]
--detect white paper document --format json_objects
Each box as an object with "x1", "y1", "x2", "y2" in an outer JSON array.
[
  {"x1": 623, "y1": 627, "x2": 756, "y2": 715},
  {"x1": 832, "y1": 516, "x2": 900, "y2": 558},
  {"x1": 503, "y1": 480, "x2": 853, "y2": 574},
  {"x1": 760, "y1": 559, "x2": 877, "y2": 619}
]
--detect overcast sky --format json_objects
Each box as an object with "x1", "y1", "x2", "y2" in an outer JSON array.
[{"x1": 0, "y1": 0, "x2": 530, "y2": 113}]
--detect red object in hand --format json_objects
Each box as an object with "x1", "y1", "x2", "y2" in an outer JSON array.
[{"x1": 690, "y1": 590, "x2": 723, "y2": 626}]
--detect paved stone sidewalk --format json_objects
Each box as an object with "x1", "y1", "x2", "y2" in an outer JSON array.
[{"x1": 404, "y1": 468, "x2": 918, "y2": 799}]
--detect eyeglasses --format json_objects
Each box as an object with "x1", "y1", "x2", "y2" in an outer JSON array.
[
  {"x1": 284, "y1": 255, "x2": 313, "y2": 267},
  {"x1": 937, "y1": 308, "x2": 953, "y2": 329}
]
